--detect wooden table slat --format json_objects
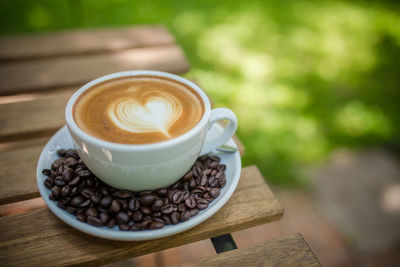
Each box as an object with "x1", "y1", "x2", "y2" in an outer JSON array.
[
  {"x1": 0, "y1": 45, "x2": 190, "y2": 95},
  {"x1": 174, "y1": 233, "x2": 321, "y2": 267},
  {"x1": 0, "y1": 26, "x2": 174, "y2": 62},
  {"x1": 0, "y1": 166, "x2": 283, "y2": 266}
]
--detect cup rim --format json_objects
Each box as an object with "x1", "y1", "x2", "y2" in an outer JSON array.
[{"x1": 65, "y1": 70, "x2": 211, "y2": 151}]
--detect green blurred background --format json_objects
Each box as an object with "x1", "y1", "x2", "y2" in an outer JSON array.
[{"x1": 1, "y1": 0, "x2": 399, "y2": 185}]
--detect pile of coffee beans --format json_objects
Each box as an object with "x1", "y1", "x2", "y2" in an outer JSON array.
[{"x1": 42, "y1": 149, "x2": 227, "y2": 231}]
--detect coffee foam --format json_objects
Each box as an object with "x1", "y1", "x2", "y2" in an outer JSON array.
[
  {"x1": 73, "y1": 76, "x2": 204, "y2": 144},
  {"x1": 107, "y1": 91, "x2": 183, "y2": 138}
]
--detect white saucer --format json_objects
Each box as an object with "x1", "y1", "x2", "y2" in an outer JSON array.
[{"x1": 36, "y1": 124, "x2": 241, "y2": 241}]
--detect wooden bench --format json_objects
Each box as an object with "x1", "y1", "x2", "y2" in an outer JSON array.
[
  {"x1": 0, "y1": 26, "x2": 319, "y2": 266},
  {"x1": 174, "y1": 233, "x2": 321, "y2": 267}
]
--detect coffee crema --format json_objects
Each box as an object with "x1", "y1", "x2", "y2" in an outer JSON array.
[{"x1": 73, "y1": 76, "x2": 205, "y2": 144}]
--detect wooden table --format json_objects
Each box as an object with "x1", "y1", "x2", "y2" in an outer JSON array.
[{"x1": 0, "y1": 26, "x2": 319, "y2": 266}]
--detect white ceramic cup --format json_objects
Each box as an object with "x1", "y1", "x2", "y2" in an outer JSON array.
[{"x1": 65, "y1": 70, "x2": 237, "y2": 191}]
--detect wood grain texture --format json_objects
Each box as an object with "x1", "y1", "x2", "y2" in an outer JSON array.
[
  {"x1": 175, "y1": 233, "x2": 321, "y2": 267},
  {"x1": 0, "y1": 166, "x2": 283, "y2": 266},
  {"x1": 0, "y1": 137, "x2": 48, "y2": 205},
  {"x1": 0, "y1": 87, "x2": 76, "y2": 142},
  {"x1": 0, "y1": 26, "x2": 174, "y2": 62},
  {"x1": 0, "y1": 45, "x2": 190, "y2": 95}
]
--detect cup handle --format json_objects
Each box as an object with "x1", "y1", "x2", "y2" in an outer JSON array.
[{"x1": 199, "y1": 107, "x2": 238, "y2": 156}]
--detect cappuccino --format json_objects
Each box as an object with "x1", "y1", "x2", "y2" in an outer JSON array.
[{"x1": 73, "y1": 76, "x2": 205, "y2": 144}]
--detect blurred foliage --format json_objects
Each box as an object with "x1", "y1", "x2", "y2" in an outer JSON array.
[{"x1": 1, "y1": 0, "x2": 400, "y2": 185}]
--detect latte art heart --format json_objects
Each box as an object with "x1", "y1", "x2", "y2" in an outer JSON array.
[{"x1": 107, "y1": 94, "x2": 183, "y2": 138}]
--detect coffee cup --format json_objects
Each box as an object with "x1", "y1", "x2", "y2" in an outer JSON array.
[{"x1": 65, "y1": 70, "x2": 237, "y2": 191}]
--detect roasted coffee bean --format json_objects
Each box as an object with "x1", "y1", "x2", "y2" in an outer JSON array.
[
  {"x1": 100, "y1": 196, "x2": 113, "y2": 208},
  {"x1": 217, "y1": 164, "x2": 226, "y2": 171},
  {"x1": 71, "y1": 186, "x2": 79, "y2": 196},
  {"x1": 68, "y1": 176, "x2": 80, "y2": 186},
  {"x1": 50, "y1": 170, "x2": 57, "y2": 178},
  {"x1": 171, "y1": 181, "x2": 180, "y2": 189},
  {"x1": 44, "y1": 178, "x2": 53, "y2": 189},
  {"x1": 140, "y1": 206, "x2": 152, "y2": 216},
  {"x1": 119, "y1": 224, "x2": 130, "y2": 231},
  {"x1": 76, "y1": 214, "x2": 86, "y2": 222},
  {"x1": 62, "y1": 168, "x2": 74, "y2": 182},
  {"x1": 54, "y1": 177, "x2": 66, "y2": 187},
  {"x1": 70, "y1": 195, "x2": 84, "y2": 206},
  {"x1": 57, "y1": 165, "x2": 64, "y2": 176},
  {"x1": 76, "y1": 208, "x2": 85, "y2": 214},
  {"x1": 180, "y1": 211, "x2": 191, "y2": 222},
  {"x1": 110, "y1": 199, "x2": 121, "y2": 213},
  {"x1": 86, "y1": 177, "x2": 95, "y2": 188},
  {"x1": 65, "y1": 150, "x2": 79, "y2": 159},
  {"x1": 128, "y1": 198, "x2": 140, "y2": 211},
  {"x1": 189, "y1": 208, "x2": 199, "y2": 217},
  {"x1": 49, "y1": 193, "x2": 55, "y2": 200},
  {"x1": 209, "y1": 176, "x2": 219, "y2": 187},
  {"x1": 172, "y1": 191, "x2": 184, "y2": 204},
  {"x1": 57, "y1": 202, "x2": 66, "y2": 209},
  {"x1": 117, "y1": 191, "x2": 132, "y2": 199},
  {"x1": 99, "y1": 212, "x2": 109, "y2": 224},
  {"x1": 161, "y1": 204, "x2": 174, "y2": 214},
  {"x1": 42, "y1": 169, "x2": 51, "y2": 177},
  {"x1": 151, "y1": 199, "x2": 163, "y2": 211},
  {"x1": 81, "y1": 188, "x2": 95, "y2": 198},
  {"x1": 170, "y1": 211, "x2": 180, "y2": 224},
  {"x1": 152, "y1": 211, "x2": 161, "y2": 217},
  {"x1": 77, "y1": 169, "x2": 91, "y2": 177},
  {"x1": 140, "y1": 194, "x2": 155, "y2": 206},
  {"x1": 203, "y1": 169, "x2": 212, "y2": 175},
  {"x1": 141, "y1": 218, "x2": 152, "y2": 229},
  {"x1": 79, "y1": 199, "x2": 91, "y2": 208},
  {"x1": 64, "y1": 157, "x2": 78, "y2": 168},
  {"x1": 61, "y1": 185, "x2": 71, "y2": 197},
  {"x1": 87, "y1": 216, "x2": 103, "y2": 227},
  {"x1": 149, "y1": 221, "x2": 164, "y2": 230},
  {"x1": 86, "y1": 207, "x2": 98, "y2": 217},
  {"x1": 138, "y1": 190, "x2": 153, "y2": 196},
  {"x1": 200, "y1": 175, "x2": 208, "y2": 186},
  {"x1": 191, "y1": 188, "x2": 203, "y2": 195},
  {"x1": 196, "y1": 198, "x2": 209, "y2": 210},
  {"x1": 66, "y1": 206, "x2": 77, "y2": 214},
  {"x1": 210, "y1": 188, "x2": 220, "y2": 198},
  {"x1": 116, "y1": 212, "x2": 129, "y2": 224},
  {"x1": 100, "y1": 186, "x2": 110, "y2": 196},
  {"x1": 189, "y1": 179, "x2": 197, "y2": 189},
  {"x1": 178, "y1": 203, "x2": 186, "y2": 212},
  {"x1": 215, "y1": 171, "x2": 223, "y2": 179},
  {"x1": 183, "y1": 171, "x2": 193, "y2": 181},
  {"x1": 131, "y1": 223, "x2": 141, "y2": 231},
  {"x1": 153, "y1": 217, "x2": 164, "y2": 224},
  {"x1": 57, "y1": 149, "x2": 67, "y2": 157},
  {"x1": 209, "y1": 161, "x2": 218, "y2": 169},
  {"x1": 155, "y1": 188, "x2": 167, "y2": 197},
  {"x1": 132, "y1": 211, "x2": 143, "y2": 222},
  {"x1": 51, "y1": 159, "x2": 63, "y2": 171},
  {"x1": 90, "y1": 194, "x2": 100, "y2": 204},
  {"x1": 219, "y1": 176, "x2": 227, "y2": 187},
  {"x1": 119, "y1": 199, "x2": 128, "y2": 210},
  {"x1": 107, "y1": 218, "x2": 116, "y2": 228},
  {"x1": 185, "y1": 196, "x2": 196, "y2": 209},
  {"x1": 183, "y1": 182, "x2": 189, "y2": 191},
  {"x1": 162, "y1": 215, "x2": 171, "y2": 225},
  {"x1": 51, "y1": 186, "x2": 61, "y2": 197},
  {"x1": 211, "y1": 169, "x2": 218, "y2": 176},
  {"x1": 167, "y1": 190, "x2": 175, "y2": 201},
  {"x1": 192, "y1": 167, "x2": 199, "y2": 177}
]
